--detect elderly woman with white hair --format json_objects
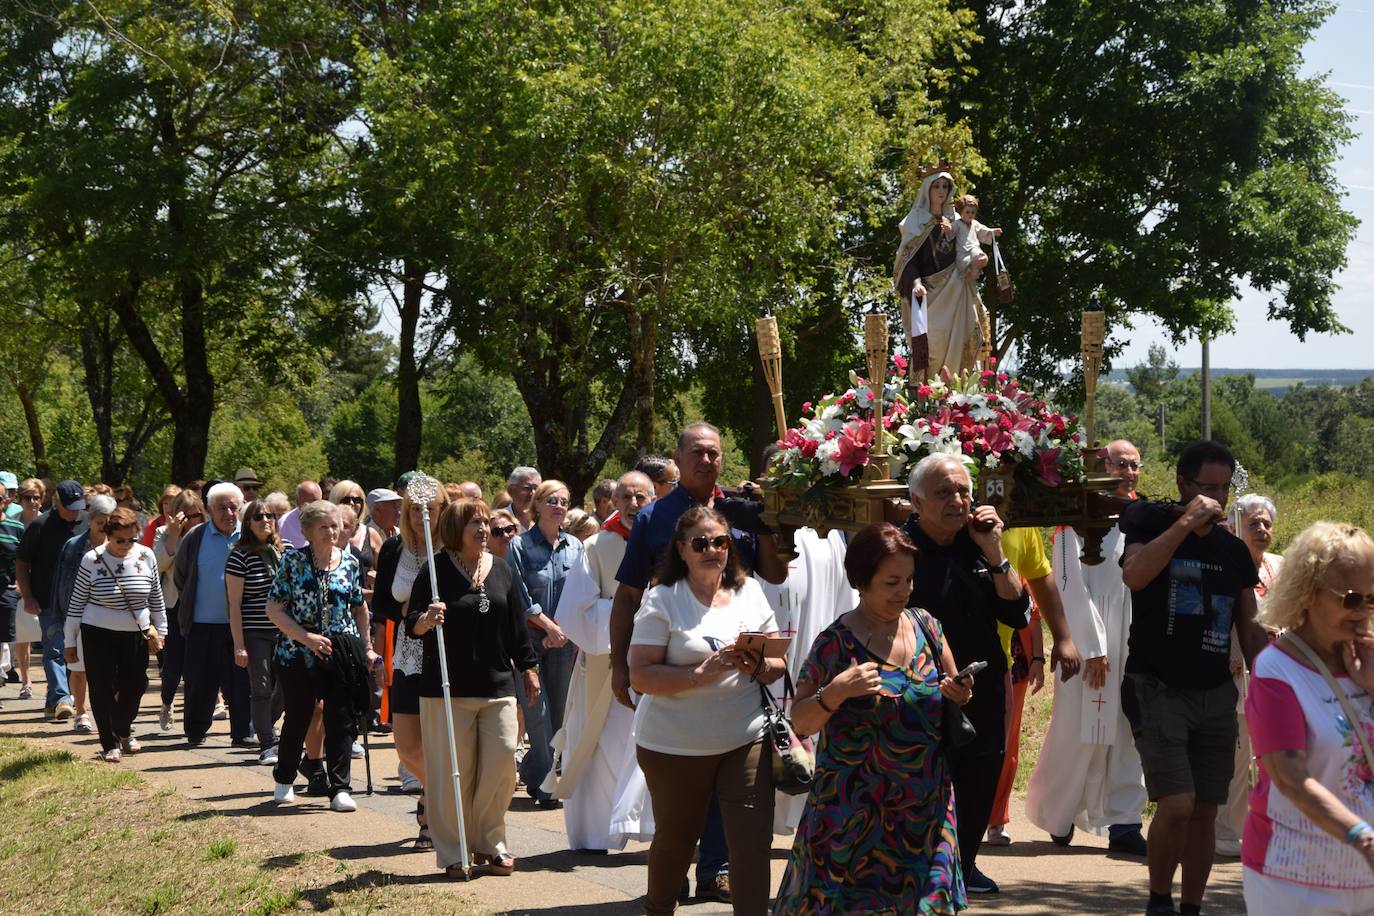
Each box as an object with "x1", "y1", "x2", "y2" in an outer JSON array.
[
  {"x1": 1216, "y1": 493, "x2": 1285, "y2": 856},
  {"x1": 265, "y1": 500, "x2": 378, "y2": 811},
  {"x1": 1241, "y1": 522, "x2": 1374, "y2": 915}
]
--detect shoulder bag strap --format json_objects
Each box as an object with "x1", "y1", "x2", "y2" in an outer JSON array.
[
  {"x1": 908, "y1": 608, "x2": 945, "y2": 677},
  {"x1": 99, "y1": 551, "x2": 148, "y2": 631},
  {"x1": 1281, "y1": 630, "x2": 1374, "y2": 777}
]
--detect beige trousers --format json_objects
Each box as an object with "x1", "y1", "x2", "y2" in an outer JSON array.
[{"x1": 419, "y1": 695, "x2": 519, "y2": 869}]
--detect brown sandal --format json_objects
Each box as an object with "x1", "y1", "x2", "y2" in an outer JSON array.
[
  {"x1": 488, "y1": 853, "x2": 515, "y2": 876},
  {"x1": 444, "y1": 863, "x2": 468, "y2": 880}
]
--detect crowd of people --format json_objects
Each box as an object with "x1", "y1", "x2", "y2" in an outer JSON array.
[{"x1": 0, "y1": 424, "x2": 1372, "y2": 916}]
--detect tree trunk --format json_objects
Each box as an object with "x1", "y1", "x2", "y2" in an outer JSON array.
[
  {"x1": 12, "y1": 380, "x2": 49, "y2": 479},
  {"x1": 394, "y1": 263, "x2": 424, "y2": 481},
  {"x1": 627, "y1": 300, "x2": 656, "y2": 454}
]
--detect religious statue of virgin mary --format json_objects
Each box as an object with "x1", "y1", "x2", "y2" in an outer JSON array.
[{"x1": 892, "y1": 167, "x2": 986, "y2": 379}]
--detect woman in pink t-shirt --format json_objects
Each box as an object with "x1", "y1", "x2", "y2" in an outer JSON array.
[{"x1": 1243, "y1": 522, "x2": 1374, "y2": 915}]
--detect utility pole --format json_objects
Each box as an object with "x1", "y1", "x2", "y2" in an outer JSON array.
[{"x1": 1200, "y1": 334, "x2": 1212, "y2": 440}]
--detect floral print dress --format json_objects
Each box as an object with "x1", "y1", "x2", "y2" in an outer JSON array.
[{"x1": 773, "y1": 610, "x2": 965, "y2": 915}]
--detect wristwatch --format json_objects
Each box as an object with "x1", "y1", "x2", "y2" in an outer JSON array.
[{"x1": 989, "y1": 558, "x2": 1012, "y2": 575}]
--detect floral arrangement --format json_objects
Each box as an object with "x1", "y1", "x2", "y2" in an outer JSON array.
[
  {"x1": 765, "y1": 357, "x2": 1087, "y2": 492},
  {"x1": 764, "y1": 356, "x2": 912, "y2": 490},
  {"x1": 888, "y1": 362, "x2": 1086, "y2": 487}
]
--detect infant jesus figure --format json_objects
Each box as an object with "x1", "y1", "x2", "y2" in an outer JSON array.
[{"x1": 954, "y1": 194, "x2": 1003, "y2": 282}]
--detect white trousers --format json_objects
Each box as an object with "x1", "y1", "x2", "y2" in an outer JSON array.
[{"x1": 1244, "y1": 868, "x2": 1374, "y2": 915}]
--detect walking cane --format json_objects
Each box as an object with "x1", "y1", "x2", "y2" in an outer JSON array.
[
  {"x1": 362, "y1": 725, "x2": 373, "y2": 796},
  {"x1": 405, "y1": 473, "x2": 470, "y2": 879}
]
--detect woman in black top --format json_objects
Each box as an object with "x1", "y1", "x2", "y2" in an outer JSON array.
[
  {"x1": 227, "y1": 499, "x2": 284, "y2": 766},
  {"x1": 408, "y1": 498, "x2": 540, "y2": 880}
]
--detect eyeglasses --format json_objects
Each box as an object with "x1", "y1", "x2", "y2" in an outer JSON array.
[
  {"x1": 251, "y1": 513, "x2": 277, "y2": 522},
  {"x1": 339, "y1": 496, "x2": 363, "y2": 506},
  {"x1": 519, "y1": 483, "x2": 538, "y2": 493},
  {"x1": 544, "y1": 496, "x2": 570, "y2": 508},
  {"x1": 1111, "y1": 459, "x2": 1141, "y2": 471},
  {"x1": 109, "y1": 536, "x2": 135, "y2": 546},
  {"x1": 214, "y1": 503, "x2": 240, "y2": 513},
  {"x1": 1322, "y1": 586, "x2": 1374, "y2": 611},
  {"x1": 1183, "y1": 478, "x2": 1229, "y2": 497},
  {"x1": 690, "y1": 535, "x2": 731, "y2": 554},
  {"x1": 491, "y1": 525, "x2": 517, "y2": 537}
]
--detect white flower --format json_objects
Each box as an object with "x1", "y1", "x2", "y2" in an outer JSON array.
[
  {"x1": 820, "y1": 405, "x2": 843, "y2": 422},
  {"x1": 984, "y1": 453, "x2": 1001, "y2": 469},
  {"x1": 805, "y1": 419, "x2": 829, "y2": 439},
  {"x1": 816, "y1": 439, "x2": 841, "y2": 476},
  {"x1": 896, "y1": 423, "x2": 919, "y2": 440},
  {"x1": 970, "y1": 404, "x2": 997, "y2": 422},
  {"x1": 1012, "y1": 430, "x2": 1036, "y2": 459}
]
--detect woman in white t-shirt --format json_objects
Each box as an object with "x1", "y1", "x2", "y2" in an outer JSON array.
[
  {"x1": 1243, "y1": 521, "x2": 1374, "y2": 915},
  {"x1": 630, "y1": 506, "x2": 783, "y2": 916}
]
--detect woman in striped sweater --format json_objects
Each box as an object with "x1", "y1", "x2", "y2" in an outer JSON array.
[
  {"x1": 63, "y1": 507, "x2": 167, "y2": 761},
  {"x1": 228, "y1": 499, "x2": 285, "y2": 766}
]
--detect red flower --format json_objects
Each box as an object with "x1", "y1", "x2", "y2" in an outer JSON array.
[{"x1": 917, "y1": 384, "x2": 933, "y2": 398}]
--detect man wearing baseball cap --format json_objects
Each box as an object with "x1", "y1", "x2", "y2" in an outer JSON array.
[
  {"x1": 14, "y1": 479, "x2": 87, "y2": 719},
  {"x1": 1, "y1": 472, "x2": 18, "y2": 520}
]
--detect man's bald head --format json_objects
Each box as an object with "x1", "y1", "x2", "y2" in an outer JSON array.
[
  {"x1": 296, "y1": 480, "x2": 322, "y2": 508},
  {"x1": 1105, "y1": 439, "x2": 1141, "y2": 497},
  {"x1": 614, "y1": 471, "x2": 653, "y2": 528}
]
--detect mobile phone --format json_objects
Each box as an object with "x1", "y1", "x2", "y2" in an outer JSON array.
[{"x1": 955, "y1": 660, "x2": 988, "y2": 681}]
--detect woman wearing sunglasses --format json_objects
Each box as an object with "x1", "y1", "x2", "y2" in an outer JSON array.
[
  {"x1": 62, "y1": 506, "x2": 167, "y2": 761},
  {"x1": 1241, "y1": 522, "x2": 1374, "y2": 915},
  {"x1": 227, "y1": 499, "x2": 285, "y2": 766},
  {"x1": 487, "y1": 510, "x2": 520, "y2": 560},
  {"x1": 509, "y1": 478, "x2": 585, "y2": 807},
  {"x1": 372, "y1": 485, "x2": 451, "y2": 846},
  {"x1": 629, "y1": 506, "x2": 783, "y2": 916}
]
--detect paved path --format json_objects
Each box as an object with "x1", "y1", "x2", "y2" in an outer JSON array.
[{"x1": 0, "y1": 668, "x2": 1245, "y2": 914}]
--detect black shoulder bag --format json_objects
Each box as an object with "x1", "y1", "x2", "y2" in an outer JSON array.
[{"x1": 909, "y1": 608, "x2": 976, "y2": 751}]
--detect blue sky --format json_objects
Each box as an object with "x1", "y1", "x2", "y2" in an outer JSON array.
[{"x1": 1110, "y1": 2, "x2": 1373, "y2": 370}]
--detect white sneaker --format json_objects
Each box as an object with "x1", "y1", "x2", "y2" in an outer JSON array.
[
  {"x1": 259, "y1": 745, "x2": 279, "y2": 766},
  {"x1": 273, "y1": 783, "x2": 295, "y2": 803},
  {"x1": 1215, "y1": 837, "x2": 1241, "y2": 857},
  {"x1": 351, "y1": 740, "x2": 364, "y2": 759},
  {"x1": 398, "y1": 761, "x2": 421, "y2": 793},
  {"x1": 159, "y1": 705, "x2": 174, "y2": 732},
  {"x1": 986, "y1": 824, "x2": 1012, "y2": 846},
  {"x1": 212, "y1": 702, "x2": 228, "y2": 720},
  {"x1": 120, "y1": 736, "x2": 141, "y2": 754},
  {"x1": 330, "y1": 791, "x2": 357, "y2": 812}
]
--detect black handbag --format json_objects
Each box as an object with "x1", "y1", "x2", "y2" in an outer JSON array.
[
  {"x1": 910, "y1": 609, "x2": 977, "y2": 751},
  {"x1": 758, "y1": 669, "x2": 816, "y2": 796}
]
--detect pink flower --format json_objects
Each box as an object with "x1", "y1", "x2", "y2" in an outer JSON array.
[
  {"x1": 892, "y1": 353, "x2": 908, "y2": 371},
  {"x1": 802, "y1": 401, "x2": 813, "y2": 414},
  {"x1": 917, "y1": 384, "x2": 933, "y2": 398},
  {"x1": 1035, "y1": 448, "x2": 1063, "y2": 486},
  {"x1": 835, "y1": 421, "x2": 874, "y2": 475},
  {"x1": 984, "y1": 422, "x2": 1012, "y2": 454}
]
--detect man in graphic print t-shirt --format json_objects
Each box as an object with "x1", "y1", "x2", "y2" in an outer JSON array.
[{"x1": 1118, "y1": 440, "x2": 1267, "y2": 916}]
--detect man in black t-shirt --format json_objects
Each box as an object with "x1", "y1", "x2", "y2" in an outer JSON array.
[
  {"x1": 15, "y1": 479, "x2": 88, "y2": 719},
  {"x1": 1119, "y1": 441, "x2": 1266, "y2": 916}
]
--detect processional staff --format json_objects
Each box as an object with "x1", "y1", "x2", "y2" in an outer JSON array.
[
  {"x1": 756, "y1": 314, "x2": 789, "y2": 441},
  {"x1": 1081, "y1": 296, "x2": 1106, "y2": 449}
]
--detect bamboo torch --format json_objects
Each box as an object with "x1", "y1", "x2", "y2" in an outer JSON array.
[
  {"x1": 756, "y1": 314, "x2": 788, "y2": 441},
  {"x1": 864, "y1": 311, "x2": 891, "y2": 479},
  {"x1": 1081, "y1": 296, "x2": 1106, "y2": 449}
]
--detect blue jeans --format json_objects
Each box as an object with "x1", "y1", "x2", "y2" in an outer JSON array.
[
  {"x1": 518, "y1": 640, "x2": 577, "y2": 800},
  {"x1": 37, "y1": 608, "x2": 71, "y2": 709},
  {"x1": 697, "y1": 796, "x2": 729, "y2": 882}
]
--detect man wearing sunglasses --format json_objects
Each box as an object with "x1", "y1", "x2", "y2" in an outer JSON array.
[
  {"x1": 1120, "y1": 440, "x2": 1269, "y2": 916},
  {"x1": 609, "y1": 422, "x2": 785, "y2": 903}
]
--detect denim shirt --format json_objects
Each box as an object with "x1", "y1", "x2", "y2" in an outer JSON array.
[
  {"x1": 508, "y1": 524, "x2": 584, "y2": 620},
  {"x1": 51, "y1": 532, "x2": 93, "y2": 624}
]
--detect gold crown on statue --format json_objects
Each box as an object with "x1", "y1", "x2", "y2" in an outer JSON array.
[{"x1": 919, "y1": 158, "x2": 953, "y2": 180}]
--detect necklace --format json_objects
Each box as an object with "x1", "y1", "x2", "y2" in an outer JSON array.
[
  {"x1": 312, "y1": 548, "x2": 338, "y2": 628},
  {"x1": 449, "y1": 550, "x2": 490, "y2": 614}
]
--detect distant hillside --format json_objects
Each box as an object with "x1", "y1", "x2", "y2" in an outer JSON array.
[{"x1": 1102, "y1": 368, "x2": 1373, "y2": 394}]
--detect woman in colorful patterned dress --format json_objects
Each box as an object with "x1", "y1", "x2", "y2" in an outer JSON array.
[{"x1": 774, "y1": 522, "x2": 970, "y2": 915}]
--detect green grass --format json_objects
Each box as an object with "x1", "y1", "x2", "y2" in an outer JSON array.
[{"x1": 0, "y1": 737, "x2": 487, "y2": 914}]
